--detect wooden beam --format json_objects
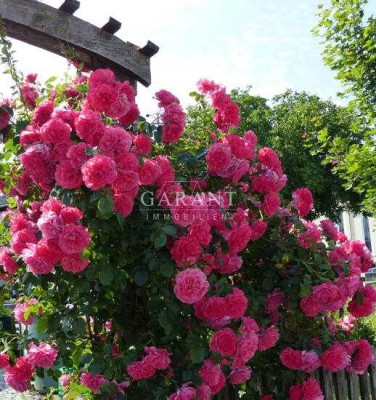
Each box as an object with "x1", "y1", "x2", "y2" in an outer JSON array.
[
  {"x1": 140, "y1": 41, "x2": 159, "y2": 58},
  {"x1": 59, "y1": 0, "x2": 80, "y2": 15},
  {"x1": 0, "y1": 0, "x2": 158, "y2": 87},
  {"x1": 101, "y1": 17, "x2": 121, "y2": 35}
]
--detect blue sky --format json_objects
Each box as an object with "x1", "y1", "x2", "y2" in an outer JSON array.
[{"x1": 1, "y1": 0, "x2": 375, "y2": 113}]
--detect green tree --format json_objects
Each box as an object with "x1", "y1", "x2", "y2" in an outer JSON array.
[
  {"x1": 184, "y1": 88, "x2": 364, "y2": 220},
  {"x1": 314, "y1": 0, "x2": 376, "y2": 217}
]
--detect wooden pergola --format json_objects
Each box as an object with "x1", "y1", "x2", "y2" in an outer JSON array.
[{"x1": 0, "y1": 0, "x2": 159, "y2": 89}]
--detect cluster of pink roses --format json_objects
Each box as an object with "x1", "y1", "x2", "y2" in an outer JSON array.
[
  {"x1": 1, "y1": 197, "x2": 90, "y2": 275},
  {"x1": 15, "y1": 69, "x2": 186, "y2": 220},
  {"x1": 0, "y1": 98, "x2": 12, "y2": 130},
  {"x1": 20, "y1": 73, "x2": 40, "y2": 109},
  {"x1": 127, "y1": 346, "x2": 171, "y2": 380},
  {"x1": 0, "y1": 342, "x2": 57, "y2": 392},
  {"x1": 168, "y1": 318, "x2": 279, "y2": 398},
  {"x1": 155, "y1": 89, "x2": 186, "y2": 143},
  {"x1": 197, "y1": 79, "x2": 240, "y2": 133},
  {"x1": 300, "y1": 231, "x2": 375, "y2": 319},
  {"x1": 281, "y1": 339, "x2": 374, "y2": 387},
  {"x1": 13, "y1": 298, "x2": 41, "y2": 326},
  {"x1": 2, "y1": 70, "x2": 375, "y2": 399},
  {"x1": 321, "y1": 340, "x2": 373, "y2": 374},
  {"x1": 289, "y1": 377, "x2": 324, "y2": 400}
]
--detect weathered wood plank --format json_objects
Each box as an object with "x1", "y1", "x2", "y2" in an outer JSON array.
[
  {"x1": 322, "y1": 369, "x2": 335, "y2": 400},
  {"x1": 347, "y1": 372, "x2": 360, "y2": 400},
  {"x1": 335, "y1": 370, "x2": 348, "y2": 400},
  {"x1": 0, "y1": 0, "x2": 158, "y2": 86},
  {"x1": 140, "y1": 40, "x2": 160, "y2": 58},
  {"x1": 369, "y1": 361, "x2": 376, "y2": 399},
  {"x1": 59, "y1": 0, "x2": 80, "y2": 15},
  {"x1": 101, "y1": 17, "x2": 121, "y2": 35},
  {"x1": 359, "y1": 372, "x2": 371, "y2": 400}
]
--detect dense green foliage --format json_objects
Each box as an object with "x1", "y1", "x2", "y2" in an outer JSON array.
[{"x1": 314, "y1": 0, "x2": 376, "y2": 217}]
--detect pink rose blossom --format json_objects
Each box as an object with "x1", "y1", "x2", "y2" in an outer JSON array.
[
  {"x1": 0, "y1": 353, "x2": 10, "y2": 368},
  {"x1": 60, "y1": 207, "x2": 83, "y2": 224},
  {"x1": 168, "y1": 384, "x2": 196, "y2": 400},
  {"x1": 118, "y1": 103, "x2": 140, "y2": 126},
  {"x1": 171, "y1": 236, "x2": 202, "y2": 267},
  {"x1": 199, "y1": 359, "x2": 221, "y2": 387},
  {"x1": 75, "y1": 110, "x2": 105, "y2": 146},
  {"x1": 258, "y1": 326, "x2": 279, "y2": 351},
  {"x1": 60, "y1": 374, "x2": 72, "y2": 387},
  {"x1": 262, "y1": 192, "x2": 281, "y2": 216},
  {"x1": 346, "y1": 339, "x2": 374, "y2": 374},
  {"x1": 99, "y1": 126, "x2": 132, "y2": 156},
  {"x1": 144, "y1": 347, "x2": 171, "y2": 370},
  {"x1": 292, "y1": 188, "x2": 314, "y2": 216},
  {"x1": 81, "y1": 155, "x2": 117, "y2": 190},
  {"x1": 58, "y1": 225, "x2": 90, "y2": 255},
  {"x1": 161, "y1": 102, "x2": 186, "y2": 144},
  {"x1": 258, "y1": 148, "x2": 283, "y2": 176},
  {"x1": 301, "y1": 350, "x2": 321, "y2": 373},
  {"x1": 80, "y1": 372, "x2": 108, "y2": 394},
  {"x1": 250, "y1": 219, "x2": 268, "y2": 241},
  {"x1": 14, "y1": 299, "x2": 40, "y2": 326},
  {"x1": 10, "y1": 228, "x2": 37, "y2": 255},
  {"x1": 113, "y1": 193, "x2": 134, "y2": 217},
  {"x1": 206, "y1": 143, "x2": 233, "y2": 176},
  {"x1": 61, "y1": 254, "x2": 90, "y2": 273},
  {"x1": 22, "y1": 244, "x2": 55, "y2": 275},
  {"x1": 41, "y1": 118, "x2": 71, "y2": 143},
  {"x1": 225, "y1": 288, "x2": 248, "y2": 319},
  {"x1": 210, "y1": 328, "x2": 237, "y2": 356},
  {"x1": 4, "y1": 356, "x2": 33, "y2": 392},
  {"x1": 37, "y1": 211, "x2": 64, "y2": 239},
  {"x1": 174, "y1": 268, "x2": 209, "y2": 304},
  {"x1": 32, "y1": 101, "x2": 54, "y2": 126},
  {"x1": 133, "y1": 133, "x2": 153, "y2": 155},
  {"x1": 27, "y1": 342, "x2": 58, "y2": 368},
  {"x1": 89, "y1": 69, "x2": 115, "y2": 88},
  {"x1": 229, "y1": 367, "x2": 252, "y2": 384},
  {"x1": 232, "y1": 332, "x2": 259, "y2": 367},
  {"x1": 127, "y1": 359, "x2": 156, "y2": 380},
  {"x1": 209, "y1": 369, "x2": 226, "y2": 394},
  {"x1": 155, "y1": 89, "x2": 179, "y2": 107},
  {"x1": 301, "y1": 377, "x2": 324, "y2": 400},
  {"x1": 240, "y1": 317, "x2": 260, "y2": 335},
  {"x1": 280, "y1": 348, "x2": 302, "y2": 370},
  {"x1": 55, "y1": 160, "x2": 82, "y2": 189},
  {"x1": 87, "y1": 83, "x2": 118, "y2": 114},
  {"x1": 321, "y1": 343, "x2": 350, "y2": 372},
  {"x1": 171, "y1": 195, "x2": 208, "y2": 227},
  {"x1": 196, "y1": 384, "x2": 211, "y2": 400},
  {"x1": 200, "y1": 296, "x2": 227, "y2": 321},
  {"x1": 138, "y1": 159, "x2": 162, "y2": 185},
  {"x1": 188, "y1": 224, "x2": 212, "y2": 246},
  {"x1": 66, "y1": 143, "x2": 91, "y2": 167},
  {"x1": 227, "y1": 222, "x2": 252, "y2": 253},
  {"x1": 0, "y1": 247, "x2": 18, "y2": 274}
]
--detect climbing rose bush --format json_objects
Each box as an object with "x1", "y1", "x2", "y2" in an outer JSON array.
[{"x1": 0, "y1": 68, "x2": 374, "y2": 399}]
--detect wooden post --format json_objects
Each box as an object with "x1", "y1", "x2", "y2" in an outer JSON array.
[
  {"x1": 369, "y1": 362, "x2": 376, "y2": 399},
  {"x1": 322, "y1": 369, "x2": 335, "y2": 400},
  {"x1": 359, "y1": 373, "x2": 372, "y2": 400},
  {"x1": 347, "y1": 372, "x2": 360, "y2": 400},
  {"x1": 334, "y1": 370, "x2": 348, "y2": 399},
  {"x1": 0, "y1": 0, "x2": 159, "y2": 87}
]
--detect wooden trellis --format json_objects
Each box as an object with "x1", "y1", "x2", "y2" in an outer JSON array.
[{"x1": 0, "y1": 0, "x2": 159, "y2": 88}]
